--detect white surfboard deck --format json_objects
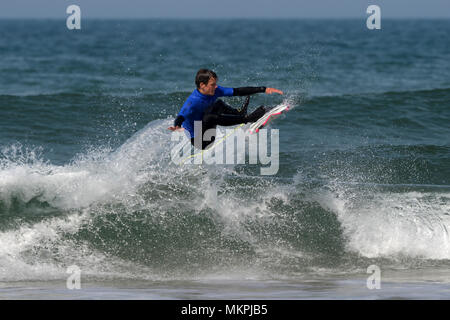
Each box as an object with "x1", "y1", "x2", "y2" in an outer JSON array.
[
  {"x1": 247, "y1": 103, "x2": 290, "y2": 134},
  {"x1": 177, "y1": 103, "x2": 291, "y2": 165}
]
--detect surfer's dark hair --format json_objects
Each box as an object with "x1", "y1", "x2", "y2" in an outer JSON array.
[{"x1": 195, "y1": 69, "x2": 217, "y2": 88}]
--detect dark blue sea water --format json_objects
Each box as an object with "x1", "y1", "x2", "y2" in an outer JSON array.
[{"x1": 0, "y1": 19, "x2": 449, "y2": 299}]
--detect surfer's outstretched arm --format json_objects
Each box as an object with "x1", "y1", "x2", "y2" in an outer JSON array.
[
  {"x1": 232, "y1": 87, "x2": 283, "y2": 96},
  {"x1": 265, "y1": 87, "x2": 284, "y2": 94}
]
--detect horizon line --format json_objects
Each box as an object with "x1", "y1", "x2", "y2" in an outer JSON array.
[{"x1": 1, "y1": 16, "x2": 450, "y2": 20}]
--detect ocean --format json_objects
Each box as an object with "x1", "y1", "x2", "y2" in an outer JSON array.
[{"x1": 0, "y1": 19, "x2": 449, "y2": 300}]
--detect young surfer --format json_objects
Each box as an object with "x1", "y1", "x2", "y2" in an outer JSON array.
[{"x1": 168, "y1": 69, "x2": 283, "y2": 150}]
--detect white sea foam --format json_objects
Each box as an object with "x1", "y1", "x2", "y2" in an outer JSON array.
[
  {"x1": 2, "y1": 113, "x2": 447, "y2": 284},
  {"x1": 0, "y1": 120, "x2": 178, "y2": 280},
  {"x1": 0, "y1": 118, "x2": 289, "y2": 281},
  {"x1": 320, "y1": 185, "x2": 450, "y2": 259}
]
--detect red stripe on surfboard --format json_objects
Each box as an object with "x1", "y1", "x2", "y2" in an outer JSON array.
[{"x1": 255, "y1": 107, "x2": 288, "y2": 133}]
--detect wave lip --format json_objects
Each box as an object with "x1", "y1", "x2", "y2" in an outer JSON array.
[{"x1": 324, "y1": 186, "x2": 450, "y2": 260}]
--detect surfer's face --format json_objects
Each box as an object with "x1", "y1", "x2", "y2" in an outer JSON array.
[{"x1": 200, "y1": 77, "x2": 218, "y2": 96}]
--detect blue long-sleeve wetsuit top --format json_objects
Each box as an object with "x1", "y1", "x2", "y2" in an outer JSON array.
[
  {"x1": 174, "y1": 85, "x2": 266, "y2": 138},
  {"x1": 177, "y1": 86, "x2": 234, "y2": 138}
]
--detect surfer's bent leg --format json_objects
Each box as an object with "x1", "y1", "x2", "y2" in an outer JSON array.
[
  {"x1": 190, "y1": 111, "x2": 247, "y2": 150},
  {"x1": 202, "y1": 99, "x2": 256, "y2": 127},
  {"x1": 211, "y1": 99, "x2": 247, "y2": 115},
  {"x1": 189, "y1": 99, "x2": 266, "y2": 150},
  {"x1": 191, "y1": 136, "x2": 215, "y2": 150}
]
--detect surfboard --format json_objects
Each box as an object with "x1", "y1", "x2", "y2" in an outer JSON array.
[
  {"x1": 247, "y1": 103, "x2": 290, "y2": 134},
  {"x1": 177, "y1": 103, "x2": 290, "y2": 165}
]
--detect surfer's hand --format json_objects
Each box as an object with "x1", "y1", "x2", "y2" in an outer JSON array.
[
  {"x1": 265, "y1": 88, "x2": 284, "y2": 95},
  {"x1": 168, "y1": 126, "x2": 183, "y2": 131}
]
